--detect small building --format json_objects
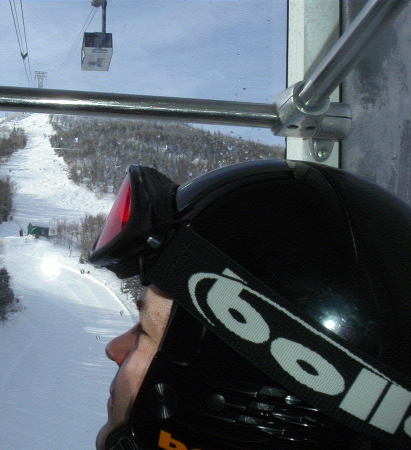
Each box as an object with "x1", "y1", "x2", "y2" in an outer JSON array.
[{"x1": 27, "y1": 223, "x2": 49, "y2": 238}]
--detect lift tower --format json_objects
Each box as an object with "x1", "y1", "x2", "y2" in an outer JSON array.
[{"x1": 35, "y1": 71, "x2": 47, "y2": 88}]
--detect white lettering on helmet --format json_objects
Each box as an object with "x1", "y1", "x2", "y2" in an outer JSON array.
[
  {"x1": 271, "y1": 338, "x2": 345, "y2": 395},
  {"x1": 368, "y1": 383, "x2": 411, "y2": 434},
  {"x1": 188, "y1": 272, "x2": 269, "y2": 344},
  {"x1": 188, "y1": 269, "x2": 411, "y2": 439}
]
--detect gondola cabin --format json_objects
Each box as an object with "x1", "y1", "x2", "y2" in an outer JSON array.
[{"x1": 81, "y1": 32, "x2": 113, "y2": 71}]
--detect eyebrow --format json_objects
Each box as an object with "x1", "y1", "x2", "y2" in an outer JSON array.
[{"x1": 135, "y1": 291, "x2": 172, "y2": 333}]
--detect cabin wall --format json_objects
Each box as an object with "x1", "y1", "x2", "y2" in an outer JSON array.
[{"x1": 340, "y1": 0, "x2": 411, "y2": 205}]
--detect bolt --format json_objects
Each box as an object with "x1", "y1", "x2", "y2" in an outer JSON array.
[{"x1": 316, "y1": 148, "x2": 329, "y2": 160}]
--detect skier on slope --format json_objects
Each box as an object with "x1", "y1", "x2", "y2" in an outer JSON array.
[{"x1": 89, "y1": 160, "x2": 411, "y2": 450}]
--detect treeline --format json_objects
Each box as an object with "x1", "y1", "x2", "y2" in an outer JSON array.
[
  {"x1": 0, "y1": 126, "x2": 26, "y2": 221},
  {"x1": 52, "y1": 212, "x2": 143, "y2": 305},
  {"x1": 49, "y1": 115, "x2": 284, "y2": 194},
  {"x1": 0, "y1": 127, "x2": 26, "y2": 321},
  {"x1": 51, "y1": 212, "x2": 141, "y2": 303},
  {"x1": 51, "y1": 213, "x2": 107, "y2": 262},
  {"x1": 0, "y1": 267, "x2": 21, "y2": 321},
  {"x1": 0, "y1": 177, "x2": 17, "y2": 222},
  {"x1": 0, "y1": 128, "x2": 27, "y2": 163}
]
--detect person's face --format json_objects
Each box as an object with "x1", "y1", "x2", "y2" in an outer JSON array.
[{"x1": 96, "y1": 284, "x2": 173, "y2": 450}]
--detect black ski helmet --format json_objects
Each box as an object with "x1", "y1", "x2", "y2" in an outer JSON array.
[{"x1": 96, "y1": 160, "x2": 411, "y2": 450}]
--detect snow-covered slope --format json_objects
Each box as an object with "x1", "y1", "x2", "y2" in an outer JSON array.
[
  {"x1": 0, "y1": 113, "x2": 113, "y2": 225},
  {"x1": 0, "y1": 114, "x2": 137, "y2": 450}
]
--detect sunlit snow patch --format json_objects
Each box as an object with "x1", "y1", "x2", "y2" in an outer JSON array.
[{"x1": 40, "y1": 254, "x2": 61, "y2": 280}]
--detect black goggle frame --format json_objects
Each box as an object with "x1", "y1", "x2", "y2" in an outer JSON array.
[{"x1": 89, "y1": 164, "x2": 177, "y2": 279}]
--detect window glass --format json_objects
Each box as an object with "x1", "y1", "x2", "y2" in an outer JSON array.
[
  {"x1": 0, "y1": 3, "x2": 287, "y2": 447},
  {"x1": 1, "y1": 0, "x2": 287, "y2": 145}
]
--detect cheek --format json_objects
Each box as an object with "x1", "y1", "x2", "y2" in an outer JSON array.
[{"x1": 124, "y1": 337, "x2": 158, "y2": 389}]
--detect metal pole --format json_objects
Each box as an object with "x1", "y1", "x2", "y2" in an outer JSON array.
[
  {"x1": 0, "y1": 86, "x2": 279, "y2": 129},
  {"x1": 102, "y1": 0, "x2": 107, "y2": 34},
  {"x1": 298, "y1": 0, "x2": 410, "y2": 109}
]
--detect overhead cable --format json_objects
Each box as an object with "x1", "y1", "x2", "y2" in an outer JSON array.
[
  {"x1": 19, "y1": 0, "x2": 33, "y2": 83},
  {"x1": 8, "y1": 0, "x2": 33, "y2": 86},
  {"x1": 54, "y1": 7, "x2": 98, "y2": 80}
]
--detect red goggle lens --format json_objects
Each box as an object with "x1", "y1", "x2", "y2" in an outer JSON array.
[{"x1": 94, "y1": 176, "x2": 132, "y2": 250}]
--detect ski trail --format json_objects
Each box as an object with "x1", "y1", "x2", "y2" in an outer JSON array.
[{"x1": 0, "y1": 113, "x2": 114, "y2": 229}]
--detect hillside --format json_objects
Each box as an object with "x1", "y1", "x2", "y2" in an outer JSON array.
[{"x1": 49, "y1": 115, "x2": 284, "y2": 195}]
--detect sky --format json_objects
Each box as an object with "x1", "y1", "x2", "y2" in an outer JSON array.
[
  {"x1": 0, "y1": 0, "x2": 288, "y2": 145},
  {"x1": 0, "y1": 113, "x2": 137, "y2": 449}
]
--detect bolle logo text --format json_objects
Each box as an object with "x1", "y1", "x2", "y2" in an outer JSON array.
[
  {"x1": 188, "y1": 269, "x2": 411, "y2": 439},
  {"x1": 158, "y1": 430, "x2": 202, "y2": 450}
]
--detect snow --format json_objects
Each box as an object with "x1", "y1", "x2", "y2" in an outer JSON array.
[{"x1": 0, "y1": 114, "x2": 137, "y2": 449}]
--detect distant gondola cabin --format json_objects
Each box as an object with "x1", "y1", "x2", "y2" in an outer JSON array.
[
  {"x1": 81, "y1": 32, "x2": 113, "y2": 71},
  {"x1": 28, "y1": 223, "x2": 49, "y2": 238}
]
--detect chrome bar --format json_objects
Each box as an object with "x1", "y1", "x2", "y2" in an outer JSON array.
[
  {"x1": 0, "y1": 86, "x2": 279, "y2": 129},
  {"x1": 298, "y1": 0, "x2": 410, "y2": 109}
]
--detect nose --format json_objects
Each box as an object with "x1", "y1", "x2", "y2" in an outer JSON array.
[{"x1": 105, "y1": 326, "x2": 138, "y2": 367}]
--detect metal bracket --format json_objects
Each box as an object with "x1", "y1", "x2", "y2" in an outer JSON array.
[
  {"x1": 274, "y1": 81, "x2": 351, "y2": 140},
  {"x1": 273, "y1": 81, "x2": 352, "y2": 162},
  {"x1": 274, "y1": 81, "x2": 330, "y2": 139},
  {"x1": 309, "y1": 102, "x2": 352, "y2": 162}
]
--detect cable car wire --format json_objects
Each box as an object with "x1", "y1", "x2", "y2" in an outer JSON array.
[
  {"x1": 8, "y1": 0, "x2": 25, "y2": 58},
  {"x1": 9, "y1": 0, "x2": 33, "y2": 86},
  {"x1": 54, "y1": 7, "x2": 98, "y2": 80},
  {"x1": 8, "y1": 0, "x2": 33, "y2": 86},
  {"x1": 19, "y1": 0, "x2": 33, "y2": 84}
]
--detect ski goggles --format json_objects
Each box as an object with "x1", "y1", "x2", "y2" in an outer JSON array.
[
  {"x1": 89, "y1": 164, "x2": 178, "y2": 279},
  {"x1": 89, "y1": 160, "x2": 292, "y2": 279}
]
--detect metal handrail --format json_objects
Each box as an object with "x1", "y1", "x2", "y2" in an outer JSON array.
[
  {"x1": 0, "y1": 86, "x2": 279, "y2": 129},
  {"x1": 298, "y1": 0, "x2": 410, "y2": 110}
]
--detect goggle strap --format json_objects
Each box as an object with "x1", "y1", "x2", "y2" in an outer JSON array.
[
  {"x1": 146, "y1": 225, "x2": 411, "y2": 449},
  {"x1": 140, "y1": 166, "x2": 177, "y2": 231}
]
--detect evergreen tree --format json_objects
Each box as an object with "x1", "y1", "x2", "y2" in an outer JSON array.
[
  {"x1": 0, "y1": 267, "x2": 17, "y2": 321},
  {"x1": 0, "y1": 127, "x2": 27, "y2": 162},
  {"x1": 0, "y1": 177, "x2": 16, "y2": 221}
]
